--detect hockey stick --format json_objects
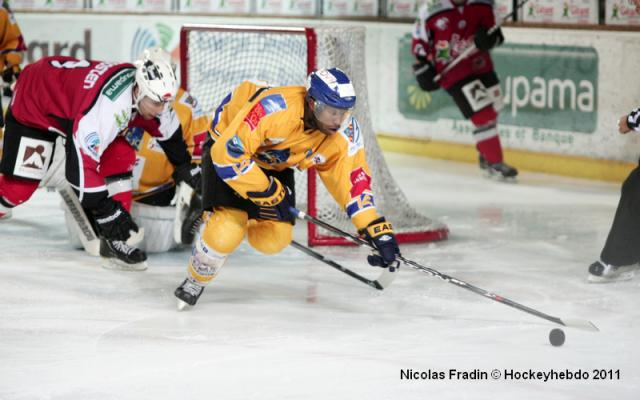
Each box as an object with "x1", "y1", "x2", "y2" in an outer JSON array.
[
  {"x1": 291, "y1": 240, "x2": 386, "y2": 290},
  {"x1": 132, "y1": 182, "x2": 176, "y2": 201},
  {"x1": 290, "y1": 207, "x2": 599, "y2": 332},
  {"x1": 58, "y1": 183, "x2": 101, "y2": 256},
  {"x1": 433, "y1": 0, "x2": 532, "y2": 83},
  {"x1": 290, "y1": 208, "x2": 397, "y2": 288}
]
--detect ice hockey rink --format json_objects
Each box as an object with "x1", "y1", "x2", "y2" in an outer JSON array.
[{"x1": 0, "y1": 153, "x2": 638, "y2": 400}]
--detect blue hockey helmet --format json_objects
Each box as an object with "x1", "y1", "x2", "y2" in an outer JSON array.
[{"x1": 306, "y1": 68, "x2": 356, "y2": 110}]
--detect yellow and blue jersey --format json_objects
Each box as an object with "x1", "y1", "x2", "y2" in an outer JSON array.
[{"x1": 209, "y1": 81, "x2": 380, "y2": 230}]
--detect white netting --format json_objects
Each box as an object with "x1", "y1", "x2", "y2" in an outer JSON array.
[{"x1": 182, "y1": 25, "x2": 447, "y2": 244}]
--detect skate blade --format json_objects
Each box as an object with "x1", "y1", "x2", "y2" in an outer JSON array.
[
  {"x1": 483, "y1": 170, "x2": 518, "y2": 183},
  {"x1": 101, "y1": 257, "x2": 148, "y2": 272},
  {"x1": 587, "y1": 270, "x2": 634, "y2": 283},
  {"x1": 176, "y1": 298, "x2": 191, "y2": 311}
]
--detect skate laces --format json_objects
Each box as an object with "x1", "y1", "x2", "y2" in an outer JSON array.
[{"x1": 112, "y1": 240, "x2": 136, "y2": 255}]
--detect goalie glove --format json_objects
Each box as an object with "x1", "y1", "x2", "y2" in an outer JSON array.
[
  {"x1": 474, "y1": 27, "x2": 504, "y2": 52},
  {"x1": 412, "y1": 59, "x2": 440, "y2": 92},
  {"x1": 246, "y1": 177, "x2": 295, "y2": 223},
  {"x1": 92, "y1": 197, "x2": 140, "y2": 241},
  {"x1": 360, "y1": 217, "x2": 401, "y2": 272},
  {"x1": 173, "y1": 162, "x2": 202, "y2": 194}
]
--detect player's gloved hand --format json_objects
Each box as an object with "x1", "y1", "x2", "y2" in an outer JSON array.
[
  {"x1": 360, "y1": 217, "x2": 401, "y2": 271},
  {"x1": 412, "y1": 58, "x2": 440, "y2": 92},
  {"x1": 92, "y1": 197, "x2": 140, "y2": 241},
  {"x1": 474, "y1": 27, "x2": 504, "y2": 51},
  {"x1": 247, "y1": 177, "x2": 295, "y2": 223},
  {"x1": 2, "y1": 64, "x2": 21, "y2": 84},
  {"x1": 173, "y1": 162, "x2": 202, "y2": 194}
]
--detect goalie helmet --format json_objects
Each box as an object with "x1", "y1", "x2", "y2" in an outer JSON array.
[
  {"x1": 134, "y1": 47, "x2": 178, "y2": 108},
  {"x1": 306, "y1": 68, "x2": 356, "y2": 110}
]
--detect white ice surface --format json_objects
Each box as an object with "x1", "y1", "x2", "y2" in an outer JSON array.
[{"x1": 1, "y1": 154, "x2": 638, "y2": 400}]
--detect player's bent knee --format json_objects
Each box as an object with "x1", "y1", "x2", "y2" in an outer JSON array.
[
  {"x1": 247, "y1": 219, "x2": 293, "y2": 255},
  {"x1": 0, "y1": 175, "x2": 39, "y2": 207},
  {"x1": 201, "y1": 207, "x2": 248, "y2": 254}
]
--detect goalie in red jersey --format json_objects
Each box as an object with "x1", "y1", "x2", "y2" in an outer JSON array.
[{"x1": 411, "y1": 0, "x2": 517, "y2": 179}]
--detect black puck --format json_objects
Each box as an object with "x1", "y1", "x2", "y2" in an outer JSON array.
[{"x1": 549, "y1": 328, "x2": 565, "y2": 346}]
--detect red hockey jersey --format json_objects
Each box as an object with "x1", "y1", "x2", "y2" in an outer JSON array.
[
  {"x1": 10, "y1": 56, "x2": 180, "y2": 200},
  {"x1": 411, "y1": 0, "x2": 497, "y2": 89}
]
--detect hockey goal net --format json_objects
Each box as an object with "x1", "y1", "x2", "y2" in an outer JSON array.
[{"x1": 180, "y1": 24, "x2": 448, "y2": 246}]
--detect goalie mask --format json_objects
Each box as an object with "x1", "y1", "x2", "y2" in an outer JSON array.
[
  {"x1": 306, "y1": 68, "x2": 356, "y2": 134},
  {"x1": 134, "y1": 47, "x2": 178, "y2": 110}
]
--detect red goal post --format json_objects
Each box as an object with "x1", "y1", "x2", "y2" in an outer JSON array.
[{"x1": 180, "y1": 24, "x2": 448, "y2": 246}]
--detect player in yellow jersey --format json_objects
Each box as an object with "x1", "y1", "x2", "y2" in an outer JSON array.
[{"x1": 174, "y1": 68, "x2": 402, "y2": 308}]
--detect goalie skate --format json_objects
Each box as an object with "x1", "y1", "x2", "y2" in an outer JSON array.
[
  {"x1": 100, "y1": 238, "x2": 148, "y2": 271},
  {"x1": 587, "y1": 260, "x2": 637, "y2": 283}
]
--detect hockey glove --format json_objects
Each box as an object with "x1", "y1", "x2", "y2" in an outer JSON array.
[
  {"x1": 247, "y1": 177, "x2": 295, "y2": 223},
  {"x1": 413, "y1": 59, "x2": 440, "y2": 92},
  {"x1": 360, "y1": 217, "x2": 401, "y2": 271},
  {"x1": 474, "y1": 27, "x2": 504, "y2": 52},
  {"x1": 173, "y1": 162, "x2": 202, "y2": 194},
  {"x1": 92, "y1": 197, "x2": 140, "y2": 241},
  {"x1": 1, "y1": 64, "x2": 20, "y2": 84}
]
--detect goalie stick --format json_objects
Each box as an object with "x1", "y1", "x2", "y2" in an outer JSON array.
[
  {"x1": 290, "y1": 207, "x2": 599, "y2": 332},
  {"x1": 291, "y1": 240, "x2": 395, "y2": 290},
  {"x1": 433, "y1": 0, "x2": 532, "y2": 83},
  {"x1": 58, "y1": 183, "x2": 101, "y2": 256}
]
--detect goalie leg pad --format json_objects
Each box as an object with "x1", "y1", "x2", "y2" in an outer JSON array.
[
  {"x1": 247, "y1": 219, "x2": 293, "y2": 255},
  {"x1": 130, "y1": 202, "x2": 176, "y2": 253},
  {"x1": 0, "y1": 111, "x2": 55, "y2": 181}
]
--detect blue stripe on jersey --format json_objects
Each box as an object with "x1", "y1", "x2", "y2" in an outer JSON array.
[
  {"x1": 214, "y1": 160, "x2": 255, "y2": 181},
  {"x1": 211, "y1": 92, "x2": 232, "y2": 132},
  {"x1": 346, "y1": 192, "x2": 376, "y2": 218}
]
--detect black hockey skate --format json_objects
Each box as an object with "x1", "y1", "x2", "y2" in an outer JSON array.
[
  {"x1": 587, "y1": 260, "x2": 636, "y2": 283},
  {"x1": 100, "y1": 238, "x2": 148, "y2": 271},
  {"x1": 180, "y1": 194, "x2": 203, "y2": 245},
  {"x1": 175, "y1": 278, "x2": 205, "y2": 310},
  {"x1": 479, "y1": 155, "x2": 518, "y2": 180}
]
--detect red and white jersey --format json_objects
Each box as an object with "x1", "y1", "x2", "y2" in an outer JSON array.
[
  {"x1": 411, "y1": 0, "x2": 497, "y2": 89},
  {"x1": 10, "y1": 56, "x2": 179, "y2": 199}
]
